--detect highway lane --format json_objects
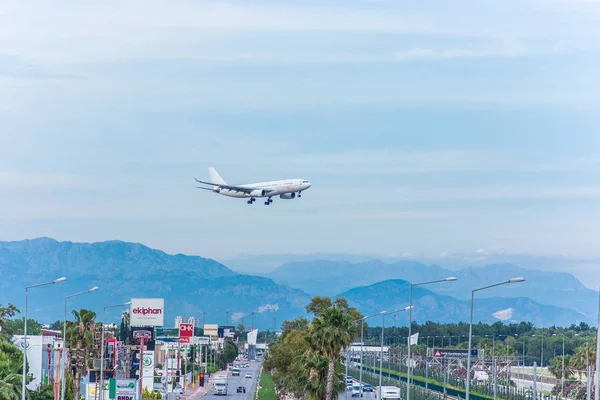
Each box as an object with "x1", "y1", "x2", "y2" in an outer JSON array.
[
  {"x1": 203, "y1": 361, "x2": 262, "y2": 400},
  {"x1": 338, "y1": 391, "x2": 376, "y2": 400}
]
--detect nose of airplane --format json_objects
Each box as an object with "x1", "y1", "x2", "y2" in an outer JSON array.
[{"x1": 306, "y1": 181, "x2": 311, "y2": 188}]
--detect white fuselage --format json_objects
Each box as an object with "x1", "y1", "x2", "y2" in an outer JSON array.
[{"x1": 215, "y1": 179, "x2": 310, "y2": 198}]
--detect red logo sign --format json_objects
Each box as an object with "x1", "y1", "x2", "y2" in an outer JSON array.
[
  {"x1": 179, "y1": 323, "x2": 193, "y2": 343},
  {"x1": 434, "y1": 350, "x2": 442, "y2": 357},
  {"x1": 132, "y1": 307, "x2": 162, "y2": 315}
]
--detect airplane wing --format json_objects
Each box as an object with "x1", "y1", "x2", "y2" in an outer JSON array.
[{"x1": 194, "y1": 178, "x2": 272, "y2": 194}]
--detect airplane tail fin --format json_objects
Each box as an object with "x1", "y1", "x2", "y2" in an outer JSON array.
[{"x1": 208, "y1": 167, "x2": 227, "y2": 185}]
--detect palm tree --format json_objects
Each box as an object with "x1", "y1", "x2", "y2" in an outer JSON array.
[
  {"x1": 66, "y1": 309, "x2": 98, "y2": 400},
  {"x1": 309, "y1": 306, "x2": 354, "y2": 400}
]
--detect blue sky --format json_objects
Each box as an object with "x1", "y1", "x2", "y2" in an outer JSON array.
[{"x1": 1, "y1": 0, "x2": 600, "y2": 283}]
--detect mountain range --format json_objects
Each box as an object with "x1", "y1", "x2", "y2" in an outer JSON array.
[
  {"x1": 266, "y1": 260, "x2": 598, "y2": 321},
  {"x1": 337, "y1": 280, "x2": 586, "y2": 327},
  {"x1": 0, "y1": 238, "x2": 595, "y2": 328}
]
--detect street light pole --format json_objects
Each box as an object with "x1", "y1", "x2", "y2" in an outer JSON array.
[
  {"x1": 595, "y1": 287, "x2": 600, "y2": 400},
  {"x1": 379, "y1": 313, "x2": 384, "y2": 400},
  {"x1": 407, "y1": 277, "x2": 457, "y2": 400},
  {"x1": 466, "y1": 277, "x2": 525, "y2": 400},
  {"x1": 22, "y1": 277, "x2": 67, "y2": 400},
  {"x1": 358, "y1": 311, "x2": 387, "y2": 396},
  {"x1": 61, "y1": 286, "x2": 99, "y2": 400},
  {"x1": 562, "y1": 334, "x2": 565, "y2": 396},
  {"x1": 379, "y1": 307, "x2": 412, "y2": 400},
  {"x1": 99, "y1": 302, "x2": 131, "y2": 400}
]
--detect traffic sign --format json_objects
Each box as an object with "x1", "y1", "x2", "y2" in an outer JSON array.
[{"x1": 432, "y1": 349, "x2": 478, "y2": 358}]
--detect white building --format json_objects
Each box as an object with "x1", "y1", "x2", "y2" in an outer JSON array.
[
  {"x1": 174, "y1": 316, "x2": 183, "y2": 328},
  {"x1": 188, "y1": 317, "x2": 198, "y2": 327},
  {"x1": 12, "y1": 331, "x2": 62, "y2": 391}
]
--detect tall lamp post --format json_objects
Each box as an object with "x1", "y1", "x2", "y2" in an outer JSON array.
[
  {"x1": 380, "y1": 307, "x2": 412, "y2": 400},
  {"x1": 22, "y1": 277, "x2": 67, "y2": 400},
  {"x1": 594, "y1": 287, "x2": 600, "y2": 400},
  {"x1": 61, "y1": 286, "x2": 99, "y2": 400},
  {"x1": 99, "y1": 301, "x2": 131, "y2": 400},
  {"x1": 407, "y1": 277, "x2": 457, "y2": 400},
  {"x1": 552, "y1": 333, "x2": 567, "y2": 396},
  {"x1": 358, "y1": 311, "x2": 387, "y2": 395},
  {"x1": 466, "y1": 277, "x2": 525, "y2": 400}
]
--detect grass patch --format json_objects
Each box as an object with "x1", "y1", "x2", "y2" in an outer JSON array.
[{"x1": 257, "y1": 371, "x2": 277, "y2": 400}]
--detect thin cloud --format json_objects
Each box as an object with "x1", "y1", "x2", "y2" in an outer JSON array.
[{"x1": 0, "y1": 171, "x2": 82, "y2": 189}]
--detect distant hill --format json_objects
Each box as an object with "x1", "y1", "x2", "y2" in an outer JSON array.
[
  {"x1": 0, "y1": 238, "x2": 310, "y2": 328},
  {"x1": 267, "y1": 260, "x2": 599, "y2": 321},
  {"x1": 1, "y1": 238, "x2": 593, "y2": 329},
  {"x1": 337, "y1": 279, "x2": 589, "y2": 326}
]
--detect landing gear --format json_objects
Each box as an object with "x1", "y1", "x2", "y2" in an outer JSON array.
[
  {"x1": 264, "y1": 197, "x2": 273, "y2": 205},
  {"x1": 247, "y1": 198, "x2": 256, "y2": 204},
  {"x1": 298, "y1": 192, "x2": 302, "y2": 198}
]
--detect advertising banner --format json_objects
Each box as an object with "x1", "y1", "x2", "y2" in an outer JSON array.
[
  {"x1": 141, "y1": 350, "x2": 154, "y2": 392},
  {"x1": 130, "y1": 326, "x2": 155, "y2": 350},
  {"x1": 204, "y1": 324, "x2": 218, "y2": 337},
  {"x1": 192, "y1": 336, "x2": 210, "y2": 345},
  {"x1": 179, "y1": 323, "x2": 193, "y2": 344},
  {"x1": 114, "y1": 378, "x2": 136, "y2": 400},
  {"x1": 130, "y1": 298, "x2": 164, "y2": 327},
  {"x1": 156, "y1": 327, "x2": 179, "y2": 339}
]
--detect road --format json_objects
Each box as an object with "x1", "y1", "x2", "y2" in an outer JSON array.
[
  {"x1": 202, "y1": 361, "x2": 262, "y2": 400},
  {"x1": 338, "y1": 390, "x2": 376, "y2": 400},
  {"x1": 512, "y1": 377, "x2": 555, "y2": 393}
]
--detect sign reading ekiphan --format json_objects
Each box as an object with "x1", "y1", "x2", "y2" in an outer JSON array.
[{"x1": 130, "y1": 298, "x2": 164, "y2": 327}]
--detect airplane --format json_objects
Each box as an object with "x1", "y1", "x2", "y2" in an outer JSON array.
[{"x1": 195, "y1": 167, "x2": 311, "y2": 205}]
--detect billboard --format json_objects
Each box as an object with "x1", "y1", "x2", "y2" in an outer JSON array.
[
  {"x1": 179, "y1": 323, "x2": 193, "y2": 344},
  {"x1": 130, "y1": 298, "x2": 164, "y2": 327},
  {"x1": 130, "y1": 327, "x2": 155, "y2": 350},
  {"x1": 192, "y1": 336, "x2": 210, "y2": 345},
  {"x1": 204, "y1": 324, "x2": 218, "y2": 337},
  {"x1": 247, "y1": 329, "x2": 258, "y2": 346},
  {"x1": 156, "y1": 327, "x2": 179, "y2": 341}
]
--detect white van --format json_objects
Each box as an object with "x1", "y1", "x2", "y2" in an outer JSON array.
[
  {"x1": 375, "y1": 386, "x2": 401, "y2": 400},
  {"x1": 351, "y1": 383, "x2": 362, "y2": 397}
]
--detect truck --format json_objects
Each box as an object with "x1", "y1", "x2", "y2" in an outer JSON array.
[
  {"x1": 375, "y1": 386, "x2": 401, "y2": 400},
  {"x1": 232, "y1": 366, "x2": 240, "y2": 376},
  {"x1": 214, "y1": 376, "x2": 228, "y2": 395}
]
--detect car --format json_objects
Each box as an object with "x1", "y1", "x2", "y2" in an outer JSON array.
[
  {"x1": 363, "y1": 384, "x2": 373, "y2": 392},
  {"x1": 346, "y1": 383, "x2": 353, "y2": 391},
  {"x1": 245, "y1": 373, "x2": 252, "y2": 378},
  {"x1": 237, "y1": 386, "x2": 246, "y2": 393}
]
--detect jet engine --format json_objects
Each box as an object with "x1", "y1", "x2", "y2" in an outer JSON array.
[
  {"x1": 280, "y1": 193, "x2": 296, "y2": 199},
  {"x1": 250, "y1": 189, "x2": 266, "y2": 197}
]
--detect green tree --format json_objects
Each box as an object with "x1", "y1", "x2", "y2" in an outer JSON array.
[
  {"x1": 549, "y1": 355, "x2": 572, "y2": 381},
  {"x1": 66, "y1": 309, "x2": 98, "y2": 400},
  {"x1": 309, "y1": 306, "x2": 355, "y2": 400},
  {"x1": 118, "y1": 311, "x2": 130, "y2": 344},
  {"x1": 223, "y1": 341, "x2": 238, "y2": 364},
  {"x1": 29, "y1": 383, "x2": 54, "y2": 400},
  {"x1": 0, "y1": 304, "x2": 20, "y2": 339},
  {"x1": 5, "y1": 318, "x2": 43, "y2": 336},
  {"x1": 281, "y1": 317, "x2": 309, "y2": 339},
  {"x1": 49, "y1": 320, "x2": 63, "y2": 331},
  {"x1": 0, "y1": 340, "x2": 24, "y2": 400}
]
